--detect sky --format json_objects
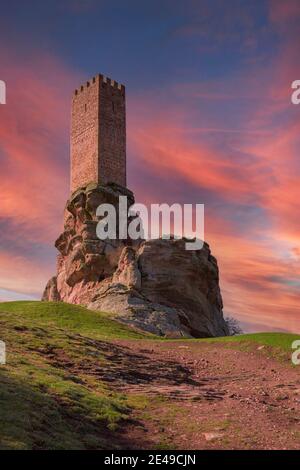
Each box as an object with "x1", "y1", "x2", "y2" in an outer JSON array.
[{"x1": 0, "y1": 0, "x2": 300, "y2": 333}]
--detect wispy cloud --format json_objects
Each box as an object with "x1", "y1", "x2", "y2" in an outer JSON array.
[
  {"x1": 0, "y1": 1, "x2": 299, "y2": 333},
  {"x1": 127, "y1": 5, "x2": 300, "y2": 332},
  {"x1": 0, "y1": 47, "x2": 80, "y2": 295}
]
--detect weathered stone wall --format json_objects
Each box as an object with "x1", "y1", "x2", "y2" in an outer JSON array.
[
  {"x1": 99, "y1": 77, "x2": 126, "y2": 188},
  {"x1": 70, "y1": 75, "x2": 126, "y2": 193}
]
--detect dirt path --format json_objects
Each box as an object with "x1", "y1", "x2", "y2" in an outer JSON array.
[{"x1": 108, "y1": 340, "x2": 300, "y2": 450}]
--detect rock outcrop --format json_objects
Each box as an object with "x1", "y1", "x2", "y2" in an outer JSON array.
[{"x1": 43, "y1": 183, "x2": 229, "y2": 338}]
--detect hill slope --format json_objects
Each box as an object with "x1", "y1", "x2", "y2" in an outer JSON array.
[{"x1": 0, "y1": 301, "x2": 299, "y2": 450}]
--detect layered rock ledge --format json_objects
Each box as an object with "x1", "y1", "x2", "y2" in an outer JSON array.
[{"x1": 43, "y1": 183, "x2": 229, "y2": 338}]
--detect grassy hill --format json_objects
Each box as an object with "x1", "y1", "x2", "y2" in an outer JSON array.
[
  {"x1": 201, "y1": 331, "x2": 300, "y2": 354},
  {"x1": 0, "y1": 301, "x2": 298, "y2": 450},
  {"x1": 0, "y1": 301, "x2": 152, "y2": 450}
]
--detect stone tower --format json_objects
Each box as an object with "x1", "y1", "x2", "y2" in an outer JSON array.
[{"x1": 70, "y1": 74, "x2": 126, "y2": 193}]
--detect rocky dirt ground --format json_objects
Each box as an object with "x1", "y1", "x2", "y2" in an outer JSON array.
[
  {"x1": 1, "y1": 302, "x2": 299, "y2": 450},
  {"x1": 104, "y1": 340, "x2": 300, "y2": 449}
]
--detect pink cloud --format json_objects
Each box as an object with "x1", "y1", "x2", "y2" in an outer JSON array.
[
  {"x1": 0, "y1": 4, "x2": 299, "y2": 334},
  {"x1": 0, "y1": 48, "x2": 81, "y2": 294},
  {"x1": 0, "y1": 49, "x2": 80, "y2": 243},
  {"x1": 269, "y1": 0, "x2": 300, "y2": 25},
  {"x1": 0, "y1": 250, "x2": 49, "y2": 296},
  {"x1": 127, "y1": 22, "x2": 300, "y2": 333}
]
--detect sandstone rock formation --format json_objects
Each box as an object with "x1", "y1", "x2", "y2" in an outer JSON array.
[{"x1": 43, "y1": 183, "x2": 229, "y2": 338}]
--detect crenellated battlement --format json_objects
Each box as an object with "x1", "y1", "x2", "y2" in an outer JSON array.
[{"x1": 73, "y1": 74, "x2": 125, "y2": 96}]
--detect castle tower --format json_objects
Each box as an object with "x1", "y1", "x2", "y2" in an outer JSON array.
[{"x1": 70, "y1": 74, "x2": 126, "y2": 193}]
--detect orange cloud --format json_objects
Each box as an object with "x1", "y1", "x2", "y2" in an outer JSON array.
[
  {"x1": 0, "y1": 7, "x2": 299, "y2": 334},
  {"x1": 0, "y1": 49, "x2": 80, "y2": 243},
  {"x1": 127, "y1": 46, "x2": 300, "y2": 333},
  {"x1": 0, "y1": 48, "x2": 81, "y2": 295},
  {"x1": 0, "y1": 250, "x2": 50, "y2": 297}
]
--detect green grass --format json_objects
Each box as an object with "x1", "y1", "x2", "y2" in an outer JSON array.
[
  {"x1": 196, "y1": 331, "x2": 300, "y2": 364},
  {"x1": 201, "y1": 332, "x2": 300, "y2": 352},
  {"x1": 0, "y1": 301, "x2": 152, "y2": 450},
  {"x1": 0, "y1": 301, "x2": 151, "y2": 340},
  {"x1": 0, "y1": 301, "x2": 298, "y2": 449}
]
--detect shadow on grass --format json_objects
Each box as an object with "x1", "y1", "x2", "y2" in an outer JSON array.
[
  {"x1": 0, "y1": 370, "x2": 148, "y2": 450},
  {"x1": 36, "y1": 333, "x2": 198, "y2": 387}
]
